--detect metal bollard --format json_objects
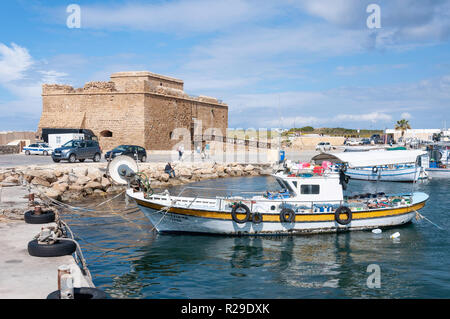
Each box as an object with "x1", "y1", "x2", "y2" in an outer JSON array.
[
  {"x1": 28, "y1": 193, "x2": 35, "y2": 206},
  {"x1": 60, "y1": 274, "x2": 74, "y2": 299},
  {"x1": 57, "y1": 265, "x2": 71, "y2": 290}
]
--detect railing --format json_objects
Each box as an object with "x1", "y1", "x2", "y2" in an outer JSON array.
[{"x1": 193, "y1": 134, "x2": 273, "y2": 149}]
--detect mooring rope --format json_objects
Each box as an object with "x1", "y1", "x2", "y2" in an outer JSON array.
[{"x1": 415, "y1": 210, "x2": 445, "y2": 231}]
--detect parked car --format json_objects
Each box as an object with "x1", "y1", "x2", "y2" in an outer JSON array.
[
  {"x1": 104, "y1": 145, "x2": 147, "y2": 162},
  {"x1": 361, "y1": 138, "x2": 371, "y2": 145},
  {"x1": 22, "y1": 142, "x2": 53, "y2": 156},
  {"x1": 344, "y1": 139, "x2": 361, "y2": 146},
  {"x1": 315, "y1": 142, "x2": 332, "y2": 152},
  {"x1": 370, "y1": 134, "x2": 384, "y2": 144},
  {"x1": 52, "y1": 139, "x2": 102, "y2": 163}
]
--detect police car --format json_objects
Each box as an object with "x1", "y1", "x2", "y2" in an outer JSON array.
[{"x1": 22, "y1": 143, "x2": 53, "y2": 156}]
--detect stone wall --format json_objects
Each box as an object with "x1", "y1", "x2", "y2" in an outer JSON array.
[
  {"x1": 0, "y1": 131, "x2": 36, "y2": 145},
  {"x1": 0, "y1": 162, "x2": 273, "y2": 203},
  {"x1": 289, "y1": 136, "x2": 346, "y2": 150},
  {"x1": 38, "y1": 71, "x2": 228, "y2": 151},
  {"x1": 0, "y1": 145, "x2": 20, "y2": 154}
]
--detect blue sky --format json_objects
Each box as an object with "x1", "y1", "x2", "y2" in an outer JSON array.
[{"x1": 1, "y1": 0, "x2": 450, "y2": 131}]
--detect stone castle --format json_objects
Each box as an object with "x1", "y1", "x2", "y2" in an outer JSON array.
[{"x1": 37, "y1": 71, "x2": 228, "y2": 151}]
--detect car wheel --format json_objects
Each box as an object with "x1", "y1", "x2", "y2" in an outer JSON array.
[
  {"x1": 141, "y1": 155, "x2": 146, "y2": 162},
  {"x1": 52, "y1": 159, "x2": 60, "y2": 163},
  {"x1": 43, "y1": 151, "x2": 48, "y2": 156},
  {"x1": 25, "y1": 150, "x2": 30, "y2": 155},
  {"x1": 68, "y1": 154, "x2": 76, "y2": 163},
  {"x1": 93, "y1": 153, "x2": 101, "y2": 162}
]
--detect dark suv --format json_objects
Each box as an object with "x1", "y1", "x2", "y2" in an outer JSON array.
[
  {"x1": 52, "y1": 139, "x2": 102, "y2": 163},
  {"x1": 104, "y1": 145, "x2": 147, "y2": 162}
]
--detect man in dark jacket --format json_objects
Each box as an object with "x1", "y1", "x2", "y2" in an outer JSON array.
[{"x1": 165, "y1": 163, "x2": 176, "y2": 178}]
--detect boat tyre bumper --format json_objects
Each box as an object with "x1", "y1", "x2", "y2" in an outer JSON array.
[
  {"x1": 231, "y1": 203, "x2": 251, "y2": 223},
  {"x1": 24, "y1": 210, "x2": 55, "y2": 224},
  {"x1": 27, "y1": 239, "x2": 77, "y2": 257},
  {"x1": 280, "y1": 208, "x2": 296, "y2": 223},
  {"x1": 335, "y1": 206, "x2": 352, "y2": 225},
  {"x1": 47, "y1": 287, "x2": 108, "y2": 299}
]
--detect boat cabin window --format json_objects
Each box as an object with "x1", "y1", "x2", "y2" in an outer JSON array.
[
  {"x1": 275, "y1": 178, "x2": 295, "y2": 195},
  {"x1": 300, "y1": 184, "x2": 320, "y2": 195}
]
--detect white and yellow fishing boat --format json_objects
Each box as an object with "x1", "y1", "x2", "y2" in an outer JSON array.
[{"x1": 118, "y1": 157, "x2": 429, "y2": 235}]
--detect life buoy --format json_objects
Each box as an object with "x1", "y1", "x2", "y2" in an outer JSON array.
[
  {"x1": 252, "y1": 212, "x2": 263, "y2": 224},
  {"x1": 231, "y1": 203, "x2": 251, "y2": 224},
  {"x1": 280, "y1": 208, "x2": 295, "y2": 223},
  {"x1": 335, "y1": 206, "x2": 352, "y2": 225}
]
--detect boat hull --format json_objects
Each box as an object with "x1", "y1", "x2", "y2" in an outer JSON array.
[
  {"x1": 132, "y1": 192, "x2": 428, "y2": 236},
  {"x1": 345, "y1": 167, "x2": 421, "y2": 182},
  {"x1": 425, "y1": 168, "x2": 450, "y2": 178}
]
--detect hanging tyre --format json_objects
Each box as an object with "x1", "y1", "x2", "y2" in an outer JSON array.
[
  {"x1": 47, "y1": 287, "x2": 108, "y2": 299},
  {"x1": 27, "y1": 239, "x2": 76, "y2": 257},
  {"x1": 280, "y1": 208, "x2": 295, "y2": 223},
  {"x1": 231, "y1": 203, "x2": 250, "y2": 224},
  {"x1": 24, "y1": 210, "x2": 55, "y2": 224},
  {"x1": 252, "y1": 212, "x2": 263, "y2": 224},
  {"x1": 335, "y1": 206, "x2": 352, "y2": 225}
]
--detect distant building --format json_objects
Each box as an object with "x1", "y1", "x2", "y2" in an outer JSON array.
[
  {"x1": 385, "y1": 128, "x2": 450, "y2": 142},
  {"x1": 37, "y1": 71, "x2": 228, "y2": 150}
]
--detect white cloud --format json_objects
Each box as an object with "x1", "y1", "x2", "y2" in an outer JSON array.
[
  {"x1": 400, "y1": 112, "x2": 412, "y2": 119},
  {"x1": 335, "y1": 112, "x2": 392, "y2": 123},
  {"x1": 0, "y1": 43, "x2": 34, "y2": 83},
  {"x1": 81, "y1": 0, "x2": 278, "y2": 33},
  {"x1": 0, "y1": 43, "x2": 70, "y2": 117}
]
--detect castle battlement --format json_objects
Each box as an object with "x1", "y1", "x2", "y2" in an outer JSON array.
[{"x1": 41, "y1": 71, "x2": 225, "y2": 106}]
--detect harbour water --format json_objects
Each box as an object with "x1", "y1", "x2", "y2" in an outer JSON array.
[{"x1": 60, "y1": 176, "x2": 450, "y2": 298}]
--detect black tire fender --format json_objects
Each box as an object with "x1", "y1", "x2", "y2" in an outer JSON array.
[
  {"x1": 335, "y1": 206, "x2": 352, "y2": 225},
  {"x1": 280, "y1": 208, "x2": 295, "y2": 223},
  {"x1": 24, "y1": 210, "x2": 55, "y2": 224},
  {"x1": 372, "y1": 166, "x2": 378, "y2": 174},
  {"x1": 231, "y1": 203, "x2": 251, "y2": 224},
  {"x1": 27, "y1": 239, "x2": 77, "y2": 257},
  {"x1": 47, "y1": 287, "x2": 108, "y2": 299},
  {"x1": 252, "y1": 212, "x2": 263, "y2": 224}
]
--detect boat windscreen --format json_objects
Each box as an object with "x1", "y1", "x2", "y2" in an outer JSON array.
[{"x1": 275, "y1": 178, "x2": 295, "y2": 196}]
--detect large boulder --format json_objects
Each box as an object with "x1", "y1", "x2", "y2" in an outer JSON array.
[
  {"x1": 85, "y1": 181, "x2": 102, "y2": 189},
  {"x1": 52, "y1": 182, "x2": 68, "y2": 193},
  {"x1": 31, "y1": 177, "x2": 50, "y2": 188},
  {"x1": 72, "y1": 167, "x2": 87, "y2": 177},
  {"x1": 101, "y1": 177, "x2": 111, "y2": 188},
  {"x1": 244, "y1": 164, "x2": 255, "y2": 172},
  {"x1": 75, "y1": 176, "x2": 91, "y2": 185},
  {"x1": 87, "y1": 167, "x2": 102, "y2": 182},
  {"x1": 44, "y1": 188, "x2": 61, "y2": 199}
]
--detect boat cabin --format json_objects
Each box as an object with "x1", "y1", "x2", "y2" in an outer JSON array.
[{"x1": 270, "y1": 171, "x2": 344, "y2": 203}]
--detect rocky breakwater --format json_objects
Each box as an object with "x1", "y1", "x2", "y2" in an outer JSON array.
[{"x1": 0, "y1": 162, "x2": 274, "y2": 203}]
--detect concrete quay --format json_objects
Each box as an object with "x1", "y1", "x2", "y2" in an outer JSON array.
[{"x1": 0, "y1": 185, "x2": 94, "y2": 299}]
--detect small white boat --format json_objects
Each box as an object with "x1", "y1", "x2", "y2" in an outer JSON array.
[
  {"x1": 420, "y1": 144, "x2": 450, "y2": 178},
  {"x1": 345, "y1": 165, "x2": 427, "y2": 182},
  {"x1": 312, "y1": 150, "x2": 428, "y2": 182}
]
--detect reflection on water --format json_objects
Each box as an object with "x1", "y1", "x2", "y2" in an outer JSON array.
[{"x1": 61, "y1": 176, "x2": 450, "y2": 298}]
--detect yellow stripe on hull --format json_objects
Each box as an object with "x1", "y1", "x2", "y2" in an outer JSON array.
[{"x1": 134, "y1": 198, "x2": 426, "y2": 223}]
